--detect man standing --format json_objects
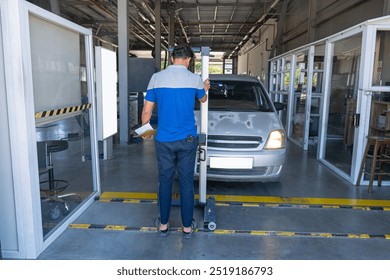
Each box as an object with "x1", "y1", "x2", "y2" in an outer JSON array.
[{"x1": 141, "y1": 44, "x2": 209, "y2": 238}]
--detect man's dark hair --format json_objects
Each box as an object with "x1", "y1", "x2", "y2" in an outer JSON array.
[{"x1": 171, "y1": 44, "x2": 194, "y2": 59}]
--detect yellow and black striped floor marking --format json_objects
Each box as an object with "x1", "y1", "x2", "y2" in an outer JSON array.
[
  {"x1": 68, "y1": 223, "x2": 390, "y2": 240},
  {"x1": 35, "y1": 103, "x2": 91, "y2": 119},
  {"x1": 98, "y1": 192, "x2": 390, "y2": 211}
]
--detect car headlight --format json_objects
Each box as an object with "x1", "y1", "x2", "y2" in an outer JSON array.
[{"x1": 264, "y1": 130, "x2": 286, "y2": 149}]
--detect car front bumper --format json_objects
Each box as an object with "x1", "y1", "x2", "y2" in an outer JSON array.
[{"x1": 194, "y1": 148, "x2": 286, "y2": 182}]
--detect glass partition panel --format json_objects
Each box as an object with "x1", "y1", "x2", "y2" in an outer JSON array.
[
  {"x1": 324, "y1": 34, "x2": 361, "y2": 175},
  {"x1": 284, "y1": 56, "x2": 291, "y2": 71},
  {"x1": 369, "y1": 92, "x2": 390, "y2": 136},
  {"x1": 279, "y1": 56, "x2": 291, "y2": 129},
  {"x1": 283, "y1": 56, "x2": 291, "y2": 91},
  {"x1": 309, "y1": 45, "x2": 325, "y2": 142},
  {"x1": 291, "y1": 51, "x2": 309, "y2": 146},
  {"x1": 30, "y1": 15, "x2": 94, "y2": 239},
  {"x1": 313, "y1": 49, "x2": 324, "y2": 94},
  {"x1": 279, "y1": 93, "x2": 289, "y2": 129},
  {"x1": 372, "y1": 31, "x2": 390, "y2": 86},
  {"x1": 269, "y1": 60, "x2": 278, "y2": 93}
]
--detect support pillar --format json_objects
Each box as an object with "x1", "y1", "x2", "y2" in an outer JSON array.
[
  {"x1": 168, "y1": 2, "x2": 175, "y2": 49},
  {"x1": 154, "y1": 0, "x2": 161, "y2": 72},
  {"x1": 118, "y1": 0, "x2": 129, "y2": 143},
  {"x1": 308, "y1": 0, "x2": 318, "y2": 43}
]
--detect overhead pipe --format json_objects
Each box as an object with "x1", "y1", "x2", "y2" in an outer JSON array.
[
  {"x1": 228, "y1": 0, "x2": 281, "y2": 58},
  {"x1": 176, "y1": 14, "x2": 189, "y2": 44},
  {"x1": 90, "y1": 0, "x2": 168, "y2": 51},
  {"x1": 90, "y1": 0, "x2": 116, "y2": 19},
  {"x1": 132, "y1": 0, "x2": 169, "y2": 35}
]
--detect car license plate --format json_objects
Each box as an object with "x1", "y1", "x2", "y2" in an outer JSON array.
[{"x1": 210, "y1": 157, "x2": 253, "y2": 169}]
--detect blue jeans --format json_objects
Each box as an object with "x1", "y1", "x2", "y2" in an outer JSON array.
[{"x1": 155, "y1": 136, "x2": 199, "y2": 228}]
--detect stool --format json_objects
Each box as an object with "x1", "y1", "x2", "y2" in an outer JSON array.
[
  {"x1": 39, "y1": 140, "x2": 70, "y2": 194},
  {"x1": 38, "y1": 140, "x2": 80, "y2": 219},
  {"x1": 357, "y1": 136, "x2": 390, "y2": 192}
]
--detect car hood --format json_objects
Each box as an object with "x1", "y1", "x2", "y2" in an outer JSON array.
[{"x1": 195, "y1": 110, "x2": 283, "y2": 138}]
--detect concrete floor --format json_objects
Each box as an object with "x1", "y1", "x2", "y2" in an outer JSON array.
[{"x1": 37, "y1": 140, "x2": 390, "y2": 260}]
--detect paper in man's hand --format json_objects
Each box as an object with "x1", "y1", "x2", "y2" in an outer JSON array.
[{"x1": 135, "y1": 123, "x2": 156, "y2": 137}]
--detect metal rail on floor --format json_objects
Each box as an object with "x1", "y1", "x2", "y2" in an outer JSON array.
[
  {"x1": 67, "y1": 222, "x2": 390, "y2": 240},
  {"x1": 98, "y1": 191, "x2": 390, "y2": 209},
  {"x1": 66, "y1": 192, "x2": 390, "y2": 241}
]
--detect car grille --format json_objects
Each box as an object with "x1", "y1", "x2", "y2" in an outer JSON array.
[
  {"x1": 196, "y1": 166, "x2": 268, "y2": 176},
  {"x1": 207, "y1": 135, "x2": 262, "y2": 149}
]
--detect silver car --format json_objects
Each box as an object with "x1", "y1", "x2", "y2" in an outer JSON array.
[{"x1": 195, "y1": 74, "x2": 287, "y2": 182}]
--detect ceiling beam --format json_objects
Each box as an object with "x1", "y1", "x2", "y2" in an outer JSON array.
[
  {"x1": 162, "y1": 2, "x2": 266, "y2": 9},
  {"x1": 184, "y1": 22, "x2": 257, "y2": 26},
  {"x1": 78, "y1": 20, "x2": 258, "y2": 26},
  {"x1": 59, "y1": 0, "x2": 112, "y2": 6}
]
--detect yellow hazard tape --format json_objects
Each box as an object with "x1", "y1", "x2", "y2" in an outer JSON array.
[
  {"x1": 69, "y1": 223, "x2": 91, "y2": 229},
  {"x1": 105, "y1": 225, "x2": 126, "y2": 231},
  {"x1": 250, "y1": 231, "x2": 271, "y2": 236},
  {"x1": 353, "y1": 206, "x2": 371, "y2": 211},
  {"x1": 100, "y1": 192, "x2": 157, "y2": 200},
  {"x1": 242, "y1": 203, "x2": 260, "y2": 207},
  {"x1": 123, "y1": 199, "x2": 141, "y2": 203},
  {"x1": 310, "y1": 232, "x2": 333, "y2": 238},
  {"x1": 35, "y1": 103, "x2": 91, "y2": 119},
  {"x1": 140, "y1": 227, "x2": 155, "y2": 232},
  {"x1": 276, "y1": 231, "x2": 296, "y2": 237},
  {"x1": 348, "y1": 234, "x2": 370, "y2": 239},
  {"x1": 322, "y1": 205, "x2": 340, "y2": 209},
  {"x1": 215, "y1": 202, "x2": 230, "y2": 207},
  {"x1": 214, "y1": 229, "x2": 236, "y2": 235}
]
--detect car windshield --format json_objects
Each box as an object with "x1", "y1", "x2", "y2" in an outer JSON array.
[{"x1": 195, "y1": 80, "x2": 273, "y2": 112}]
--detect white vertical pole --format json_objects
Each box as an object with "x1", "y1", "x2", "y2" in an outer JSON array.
[
  {"x1": 0, "y1": 0, "x2": 42, "y2": 259},
  {"x1": 199, "y1": 46, "x2": 209, "y2": 205},
  {"x1": 287, "y1": 54, "x2": 296, "y2": 138},
  {"x1": 86, "y1": 32, "x2": 101, "y2": 195},
  {"x1": 352, "y1": 25, "x2": 376, "y2": 184},
  {"x1": 317, "y1": 41, "x2": 334, "y2": 159}
]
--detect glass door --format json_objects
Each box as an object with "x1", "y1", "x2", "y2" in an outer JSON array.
[
  {"x1": 324, "y1": 33, "x2": 362, "y2": 175},
  {"x1": 29, "y1": 14, "x2": 99, "y2": 240}
]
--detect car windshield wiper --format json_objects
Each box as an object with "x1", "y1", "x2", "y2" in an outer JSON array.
[
  {"x1": 208, "y1": 107, "x2": 234, "y2": 111},
  {"x1": 258, "y1": 105, "x2": 273, "y2": 112}
]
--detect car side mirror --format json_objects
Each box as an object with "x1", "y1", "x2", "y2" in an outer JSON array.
[{"x1": 273, "y1": 102, "x2": 284, "y2": 111}]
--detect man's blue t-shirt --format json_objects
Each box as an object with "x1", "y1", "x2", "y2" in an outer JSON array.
[{"x1": 145, "y1": 65, "x2": 205, "y2": 142}]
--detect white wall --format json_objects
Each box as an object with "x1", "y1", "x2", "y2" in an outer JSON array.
[{"x1": 237, "y1": 19, "x2": 276, "y2": 88}]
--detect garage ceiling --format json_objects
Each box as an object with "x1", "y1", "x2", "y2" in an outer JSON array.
[{"x1": 36, "y1": 0, "x2": 283, "y2": 58}]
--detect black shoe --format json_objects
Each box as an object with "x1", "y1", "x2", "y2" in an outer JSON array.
[
  {"x1": 182, "y1": 219, "x2": 196, "y2": 239},
  {"x1": 155, "y1": 217, "x2": 169, "y2": 237}
]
